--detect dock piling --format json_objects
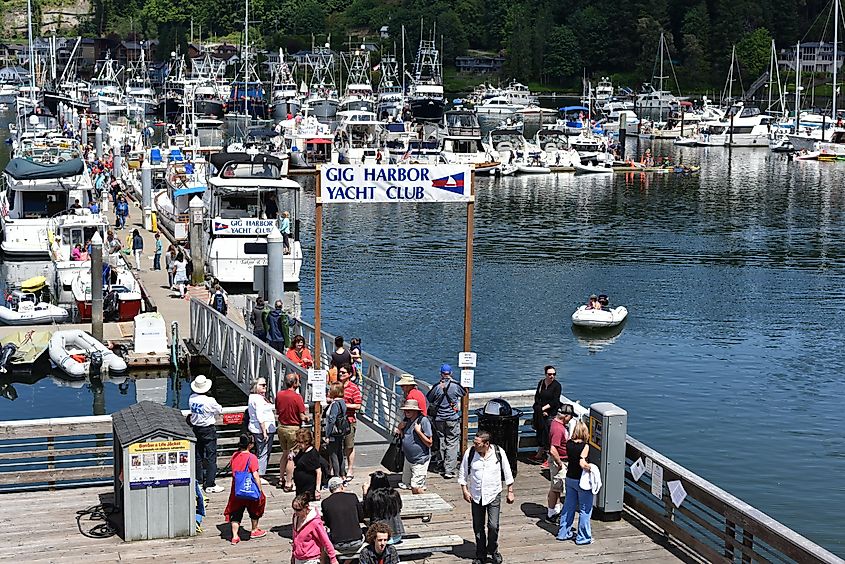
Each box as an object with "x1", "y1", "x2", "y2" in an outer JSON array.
[
  {"x1": 91, "y1": 232, "x2": 104, "y2": 341},
  {"x1": 619, "y1": 112, "x2": 627, "y2": 160},
  {"x1": 266, "y1": 226, "x2": 284, "y2": 307},
  {"x1": 95, "y1": 127, "x2": 103, "y2": 159},
  {"x1": 189, "y1": 196, "x2": 205, "y2": 285},
  {"x1": 141, "y1": 162, "x2": 152, "y2": 231}
]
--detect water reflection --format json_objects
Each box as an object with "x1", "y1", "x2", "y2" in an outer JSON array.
[{"x1": 571, "y1": 324, "x2": 626, "y2": 354}]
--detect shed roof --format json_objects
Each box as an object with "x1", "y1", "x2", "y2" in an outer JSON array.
[{"x1": 112, "y1": 401, "x2": 194, "y2": 445}]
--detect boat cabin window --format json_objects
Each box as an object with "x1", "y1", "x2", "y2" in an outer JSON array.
[
  {"x1": 452, "y1": 140, "x2": 481, "y2": 154},
  {"x1": 64, "y1": 226, "x2": 103, "y2": 247},
  {"x1": 219, "y1": 195, "x2": 261, "y2": 219},
  {"x1": 221, "y1": 161, "x2": 280, "y2": 179},
  {"x1": 244, "y1": 242, "x2": 268, "y2": 255},
  {"x1": 22, "y1": 192, "x2": 68, "y2": 218}
]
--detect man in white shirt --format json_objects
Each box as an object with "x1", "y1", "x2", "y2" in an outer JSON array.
[
  {"x1": 458, "y1": 430, "x2": 515, "y2": 564},
  {"x1": 188, "y1": 375, "x2": 224, "y2": 493}
]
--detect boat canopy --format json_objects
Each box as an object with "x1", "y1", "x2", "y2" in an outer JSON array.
[
  {"x1": 560, "y1": 106, "x2": 589, "y2": 113},
  {"x1": 4, "y1": 157, "x2": 84, "y2": 180},
  {"x1": 305, "y1": 138, "x2": 333, "y2": 144},
  {"x1": 173, "y1": 185, "x2": 206, "y2": 197},
  {"x1": 209, "y1": 152, "x2": 284, "y2": 171},
  {"x1": 208, "y1": 177, "x2": 301, "y2": 192}
]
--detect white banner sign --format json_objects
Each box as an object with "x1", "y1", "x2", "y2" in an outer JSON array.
[
  {"x1": 319, "y1": 165, "x2": 473, "y2": 204},
  {"x1": 212, "y1": 217, "x2": 277, "y2": 235}
]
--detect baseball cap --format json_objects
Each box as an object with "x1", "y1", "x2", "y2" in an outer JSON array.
[
  {"x1": 327, "y1": 477, "x2": 344, "y2": 492},
  {"x1": 440, "y1": 363, "x2": 452, "y2": 374}
]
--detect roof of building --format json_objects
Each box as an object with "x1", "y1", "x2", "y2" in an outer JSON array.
[{"x1": 112, "y1": 401, "x2": 194, "y2": 445}]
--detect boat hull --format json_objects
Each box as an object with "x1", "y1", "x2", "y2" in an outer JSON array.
[
  {"x1": 572, "y1": 305, "x2": 628, "y2": 328},
  {"x1": 195, "y1": 99, "x2": 225, "y2": 118},
  {"x1": 409, "y1": 97, "x2": 445, "y2": 122},
  {"x1": 272, "y1": 100, "x2": 301, "y2": 122}
]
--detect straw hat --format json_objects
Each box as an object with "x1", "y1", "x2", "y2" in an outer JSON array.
[
  {"x1": 401, "y1": 399, "x2": 422, "y2": 411},
  {"x1": 191, "y1": 375, "x2": 212, "y2": 394},
  {"x1": 397, "y1": 374, "x2": 417, "y2": 387}
]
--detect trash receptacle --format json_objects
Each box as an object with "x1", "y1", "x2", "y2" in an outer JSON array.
[{"x1": 475, "y1": 398, "x2": 522, "y2": 477}]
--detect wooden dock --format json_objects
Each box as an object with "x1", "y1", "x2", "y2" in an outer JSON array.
[{"x1": 0, "y1": 461, "x2": 692, "y2": 563}]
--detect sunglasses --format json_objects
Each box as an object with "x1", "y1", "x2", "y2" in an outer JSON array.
[{"x1": 546, "y1": 372, "x2": 556, "y2": 376}]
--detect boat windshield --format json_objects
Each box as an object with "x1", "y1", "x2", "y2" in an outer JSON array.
[{"x1": 220, "y1": 161, "x2": 281, "y2": 179}]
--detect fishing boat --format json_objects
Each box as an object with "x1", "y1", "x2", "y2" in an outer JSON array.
[
  {"x1": 303, "y1": 44, "x2": 340, "y2": 122},
  {"x1": 269, "y1": 49, "x2": 301, "y2": 122},
  {"x1": 376, "y1": 53, "x2": 405, "y2": 121},
  {"x1": 89, "y1": 53, "x2": 124, "y2": 114},
  {"x1": 49, "y1": 329, "x2": 127, "y2": 379},
  {"x1": 339, "y1": 46, "x2": 375, "y2": 114},
  {"x1": 408, "y1": 32, "x2": 446, "y2": 122},
  {"x1": 572, "y1": 305, "x2": 628, "y2": 328},
  {"x1": 0, "y1": 290, "x2": 68, "y2": 325}
]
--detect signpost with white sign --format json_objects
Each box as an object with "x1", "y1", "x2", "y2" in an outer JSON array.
[{"x1": 314, "y1": 164, "x2": 476, "y2": 447}]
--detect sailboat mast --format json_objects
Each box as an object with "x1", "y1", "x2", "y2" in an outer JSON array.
[
  {"x1": 834, "y1": 0, "x2": 839, "y2": 122},
  {"x1": 795, "y1": 42, "x2": 801, "y2": 133},
  {"x1": 243, "y1": 0, "x2": 250, "y2": 120},
  {"x1": 401, "y1": 25, "x2": 406, "y2": 94},
  {"x1": 26, "y1": 0, "x2": 35, "y2": 106}
]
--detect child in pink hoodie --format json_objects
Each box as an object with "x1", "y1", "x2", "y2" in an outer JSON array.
[{"x1": 291, "y1": 494, "x2": 338, "y2": 564}]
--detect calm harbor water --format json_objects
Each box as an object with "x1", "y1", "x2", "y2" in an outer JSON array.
[{"x1": 1, "y1": 108, "x2": 843, "y2": 554}]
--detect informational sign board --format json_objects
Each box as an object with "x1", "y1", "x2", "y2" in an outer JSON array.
[
  {"x1": 460, "y1": 369, "x2": 475, "y2": 388},
  {"x1": 458, "y1": 352, "x2": 477, "y2": 368},
  {"x1": 589, "y1": 414, "x2": 604, "y2": 450},
  {"x1": 127, "y1": 439, "x2": 191, "y2": 489},
  {"x1": 319, "y1": 165, "x2": 473, "y2": 204},
  {"x1": 191, "y1": 208, "x2": 203, "y2": 225},
  {"x1": 212, "y1": 217, "x2": 277, "y2": 235},
  {"x1": 309, "y1": 368, "x2": 327, "y2": 402}
]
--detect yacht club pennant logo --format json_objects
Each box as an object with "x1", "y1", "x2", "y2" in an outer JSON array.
[
  {"x1": 214, "y1": 221, "x2": 229, "y2": 231},
  {"x1": 431, "y1": 172, "x2": 465, "y2": 195}
]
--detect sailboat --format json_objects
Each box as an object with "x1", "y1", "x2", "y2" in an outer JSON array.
[
  {"x1": 635, "y1": 32, "x2": 680, "y2": 117},
  {"x1": 226, "y1": 0, "x2": 268, "y2": 121}
]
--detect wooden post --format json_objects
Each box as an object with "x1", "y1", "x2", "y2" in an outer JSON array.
[
  {"x1": 460, "y1": 169, "x2": 475, "y2": 448},
  {"x1": 313, "y1": 173, "x2": 323, "y2": 450}
]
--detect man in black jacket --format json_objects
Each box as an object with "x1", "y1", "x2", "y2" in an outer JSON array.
[{"x1": 321, "y1": 477, "x2": 365, "y2": 555}]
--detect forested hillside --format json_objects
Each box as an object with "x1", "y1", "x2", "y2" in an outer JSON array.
[{"x1": 33, "y1": 0, "x2": 845, "y2": 88}]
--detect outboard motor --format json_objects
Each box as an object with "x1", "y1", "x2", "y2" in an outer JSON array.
[
  {"x1": 0, "y1": 343, "x2": 18, "y2": 373},
  {"x1": 89, "y1": 350, "x2": 104, "y2": 375},
  {"x1": 104, "y1": 290, "x2": 120, "y2": 322}
]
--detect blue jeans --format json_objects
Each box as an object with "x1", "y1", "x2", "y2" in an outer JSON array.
[
  {"x1": 557, "y1": 476, "x2": 593, "y2": 544},
  {"x1": 252, "y1": 432, "x2": 272, "y2": 476},
  {"x1": 153, "y1": 252, "x2": 161, "y2": 270}
]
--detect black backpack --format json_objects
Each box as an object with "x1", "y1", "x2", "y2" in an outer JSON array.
[{"x1": 212, "y1": 292, "x2": 227, "y2": 314}]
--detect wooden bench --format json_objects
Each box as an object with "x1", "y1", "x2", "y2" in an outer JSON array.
[
  {"x1": 400, "y1": 492, "x2": 453, "y2": 519},
  {"x1": 336, "y1": 534, "x2": 464, "y2": 561}
]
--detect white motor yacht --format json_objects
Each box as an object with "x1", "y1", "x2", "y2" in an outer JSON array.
[{"x1": 204, "y1": 152, "x2": 303, "y2": 284}]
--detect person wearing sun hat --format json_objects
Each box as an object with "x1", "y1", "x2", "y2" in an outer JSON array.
[
  {"x1": 399, "y1": 398, "x2": 433, "y2": 494},
  {"x1": 394, "y1": 374, "x2": 427, "y2": 435},
  {"x1": 189, "y1": 375, "x2": 224, "y2": 493}
]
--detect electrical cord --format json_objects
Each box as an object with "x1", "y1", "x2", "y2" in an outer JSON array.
[{"x1": 76, "y1": 503, "x2": 118, "y2": 538}]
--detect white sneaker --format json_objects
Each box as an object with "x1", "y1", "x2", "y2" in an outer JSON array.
[
  {"x1": 398, "y1": 482, "x2": 410, "y2": 490},
  {"x1": 205, "y1": 485, "x2": 225, "y2": 493},
  {"x1": 260, "y1": 478, "x2": 270, "y2": 485}
]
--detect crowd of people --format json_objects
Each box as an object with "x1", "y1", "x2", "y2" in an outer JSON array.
[{"x1": 186, "y1": 355, "x2": 601, "y2": 561}]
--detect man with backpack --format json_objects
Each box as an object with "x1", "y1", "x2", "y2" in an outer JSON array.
[
  {"x1": 266, "y1": 300, "x2": 290, "y2": 353},
  {"x1": 426, "y1": 363, "x2": 465, "y2": 479},
  {"x1": 208, "y1": 284, "x2": 228, "y2": 315},
  {"x1": 399, "y1": 399, "x2": 432, "y2": 494},
  {"x1": 458, "y1": 430, "x2": 515, "y2": 564}
]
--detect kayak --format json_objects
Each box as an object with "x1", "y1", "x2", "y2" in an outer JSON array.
[{"x1": 571, "y1": 305, "x2": 628, "y2": 328}]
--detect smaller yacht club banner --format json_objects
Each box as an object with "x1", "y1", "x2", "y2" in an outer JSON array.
[{"x1": 319, "y1": 165, "x2": 473, "y2": 204}]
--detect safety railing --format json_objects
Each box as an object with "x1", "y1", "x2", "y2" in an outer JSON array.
[
  {"x1": 190, "y1": 297, "x2": 309, "y2": 397},
  {"x1": 0, "y1": 407, "x2": 263, "y2": 492},
  {"x1": 624, "y1": 436, "x2": 842, "y2": 564}
]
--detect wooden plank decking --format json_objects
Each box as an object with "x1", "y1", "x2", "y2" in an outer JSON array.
[{"x1": 0, "y1": 461, "x2": 697, "y2": 563}]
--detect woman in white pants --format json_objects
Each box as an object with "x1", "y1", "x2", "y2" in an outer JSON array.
[{"x1": 131, "y1": 229, "x2": 144, "y2": 270}]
